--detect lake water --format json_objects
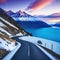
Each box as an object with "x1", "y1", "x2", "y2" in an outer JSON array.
[
  {"x1": 15, "y1": 20, "x2": 60, "y2": 55},
  {"x1": 25, "y1": 28, "x2": 60, "y2": 43},
  {"x1": 16, "y1": 21, "x2": 60, "y2": 43}
]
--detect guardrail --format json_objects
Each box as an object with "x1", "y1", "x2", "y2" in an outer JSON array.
[
  {"x1": 37, "y1": 38, "x2": 60, "y2": 55},
  {"x1": 20, "y1": 36, "x2": 60, "y2": 55}
]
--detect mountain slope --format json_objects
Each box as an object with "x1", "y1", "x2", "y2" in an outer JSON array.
[
  {"x1": 16, "y1": 21, "x2": 51, "y2": 29},
  {"x1": 6, "y1": 10, "x2": 38, "y2": 21},
  {"x1": 0, "y1": 8, "x2": 31, "y2": 36},
  {"x1": 6, "y1": 10, "x2": 15, "y2": 16},
  {"x1": 7, "y1": 10, "x2": 34, "y2": 17},
  {"x1": 53, "y1": 22, "x2": 60, "y2": 27}
]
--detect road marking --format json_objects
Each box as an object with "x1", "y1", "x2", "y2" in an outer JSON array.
[
  {"x1": 28, "y1": 45, "x2": 30, "y2": 56},
  {"x1": 35, "y1": 44, "x2": 56, "y2": 60}
]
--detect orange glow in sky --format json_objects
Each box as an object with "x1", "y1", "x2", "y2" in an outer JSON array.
[
  {"x1": 29, "y1": 0, "x2": 53, "y2": 12},
  {"x1": 45, "y1": 19, "x2": 60, "y2": 24}
]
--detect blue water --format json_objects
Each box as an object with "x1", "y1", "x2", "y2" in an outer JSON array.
[
  {"x1": 16, "y1": 21, "x2": 60, "y2": 43},
  {"x1": 25, "y1": 28, "x2": 60, "y2": 43}
]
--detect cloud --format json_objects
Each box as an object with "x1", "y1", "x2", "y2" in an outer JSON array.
[
  {"x1": 0, "y1": 0, "x2": 6, "y2": 4},
  {"x1": 27, "y1": 0, "x2": 53, "y2": 12},
  {"x1": 45, "y1": 19, "x2": 60, "y2": 24}
]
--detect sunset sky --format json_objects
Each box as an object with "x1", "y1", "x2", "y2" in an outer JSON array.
[{"x1": 0, "y1": 0, "x2": 60, "y2": 15}]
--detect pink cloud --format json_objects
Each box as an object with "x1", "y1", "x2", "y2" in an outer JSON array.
[{"x1": 27, "y1": 0, "x2": 53, "y2": 12}]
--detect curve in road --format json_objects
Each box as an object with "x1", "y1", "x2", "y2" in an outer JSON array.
[{"x1": 11, "y1": 37, "x2": 51, "y2": 60}]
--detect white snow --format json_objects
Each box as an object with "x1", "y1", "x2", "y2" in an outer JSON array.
[
  {"x1": 0, "y1": 27, "x2": 12, "y2": 36},
  {"x1": 3, "y1": 42, "x2": 21, "y2": 60},
  {"x1": 19, "y1": 36, "x2": 60, "y2": 55},
  {"x1": 16, "y1": 33, "x2": 23, "y2": 36},
  {"x1": 0, "y1": 17, "x2": 18, "y2": 30},
  {"x1": 0, "y1": 38, "x2": 16, "y2": 51},
  {"x1": 18, "y1": 17, "x2": 38, "y2": 21},
  {"x1": 0, "y1": 21, "x2": 5, "y2": 26}
]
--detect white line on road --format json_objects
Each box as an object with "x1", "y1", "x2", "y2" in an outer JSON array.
[
  {"x1": 28, "y1": 45, "x2": 30, "y2": 56},
  {"x1": 35, "y1": 44, "x2": 56, "y2": 60}
]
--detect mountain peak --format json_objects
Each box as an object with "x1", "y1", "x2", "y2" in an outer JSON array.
[
  {"x1": 6, "y1": 9, "x2": 33, "y2": 17},
  {"x1": 16, "y1": 10, "x2": 25, "y2": 16}
]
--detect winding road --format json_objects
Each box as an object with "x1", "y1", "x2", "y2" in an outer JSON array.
[{"x1": 11, "y1": 37, "x2": 51, "y2": 60}]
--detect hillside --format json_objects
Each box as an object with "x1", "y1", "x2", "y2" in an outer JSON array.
[{"x1": 0, "y1": 8, "x2": 31, "y2": 36}]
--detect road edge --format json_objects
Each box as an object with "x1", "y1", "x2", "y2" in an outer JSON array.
[
  {"x1": 2, "y1": 42, "x2": 21, "y2": 60},
  {"x1": 35, "y1": 44, "x2": 56, "y2": 60}
]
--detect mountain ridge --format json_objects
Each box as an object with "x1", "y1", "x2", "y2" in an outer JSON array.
[{"x1": 0, "y1": 8, "x2": 32, "y2": 36}]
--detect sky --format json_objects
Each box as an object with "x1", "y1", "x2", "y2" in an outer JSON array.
[{"x1": 0, "y1": 0, "x2": 60, "y2": 15}]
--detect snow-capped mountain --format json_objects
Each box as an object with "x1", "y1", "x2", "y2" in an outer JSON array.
[
  {"x1": 7, "y1": 10, "x2": 34, "y2": 17},
  {"x1": 0, "y1": 8, "x2": 30, "y2": 36},
  {"x1": 0, "y1": 16, "x2": 19, "y2": 36},
  {"x1": 0, "y1": 8, "x2": 22, "y2": 60},
  {"x1": 6, "y1": 10, "x2": 15, "y2": 16},
  {"x1": 6, "y1": 10, "x2": 38, "y2": 21},
  {"x1": 7, "y1": 10, "x2": 20, "y2": 17},
  {"x1": 0, "y1": 8, "x2": 21, "y2": 30},
  {"x1": 5, "y1": 8, "x2": 51, "y2": 29}
]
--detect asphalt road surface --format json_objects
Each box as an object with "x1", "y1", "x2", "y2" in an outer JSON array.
[{"x1": 11, "y1": 37, "x2": 51, "y2": 60}]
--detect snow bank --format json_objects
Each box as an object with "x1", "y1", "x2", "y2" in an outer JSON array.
[{"x1": 19, "y1": 36, "x2": 60, "y2": 55}]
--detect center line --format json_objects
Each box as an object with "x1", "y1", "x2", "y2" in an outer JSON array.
[{"x1": 28, "y1": 45, "x2": 30, "y2": 56}]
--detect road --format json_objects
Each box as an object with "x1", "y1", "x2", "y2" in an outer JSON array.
[{"x1": 11, "y1": 37, "x2": 51, "y2": 60}]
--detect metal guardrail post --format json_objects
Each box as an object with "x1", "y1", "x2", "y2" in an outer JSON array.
[
  {"x1": 45, "y1": 43, "x2": 46, "y2": 47},
  {"x1": 51, "y1": 44, "x2": 53, "y2": 51}
]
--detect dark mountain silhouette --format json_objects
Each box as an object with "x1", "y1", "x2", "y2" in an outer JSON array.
[
  {"x1": 6, "y1": 10, "x2": 36, "y2": 18},
  {"x1": 6, "y1": 10, "x2": 15, "y2": 16},
  {"x1": 53, "y1": 22, "x2": 60, "y2": 27},
  {"x1": 37, "y1": 13, "x2": 60, "y2": 18},
  {"x1": 16, "y1": 21, "x2": 51, "y2": 29}
]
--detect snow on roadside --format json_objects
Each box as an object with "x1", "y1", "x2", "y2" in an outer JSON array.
[
  {"x1": 0, "y1": 38, "x2": 16, "y2": 51},
  {"x1": 19, "y1": 36, "x2": 60, "y2": 55}
]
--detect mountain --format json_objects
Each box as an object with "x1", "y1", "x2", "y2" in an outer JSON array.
[
  {"x1": 7, "y1": 10, "x2": 33, "y2": 17},
  {"x1": 6, "y1": 10, "x2": 15, "y2": 16},
  {"x1": 6, "y1": 10, "x2": 38, "y2": 21},
  {"x1": 37, "y1": 13, "x2": 60, "y2": 18},
  {"x1": 16, "y1": 21, "x2": 51, "y2": 29},
  {"x1": 53, "y1": 22, "x2": 60, "y2": 27},
  {"x1": 0, "y1": 8, "x2": 31, "y2": 36},
  {"x1": 5, "y1": 9, "x2": 51, "y2": 29},
  {"x1": 7, "y1": 11, "x2": 60, "y2": 19},
  {"x1": 0, "y1": 8, "x2": 19, "y2": 28},
  {"x1": 47, "y1": 13, "x2": 60, "y2": 18},
  {"x1": 35, "y1": 13, "x2": 60, "y2": 25},
  {"x1": 7, "y1": 11, "x2": 20, "y2": 17},
  {"x1": 0, "y1": 20, "x2": 17, "y2": 36},
  {"x1": 0, "y1": 8, "x2": 23, "y2": 60}
]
